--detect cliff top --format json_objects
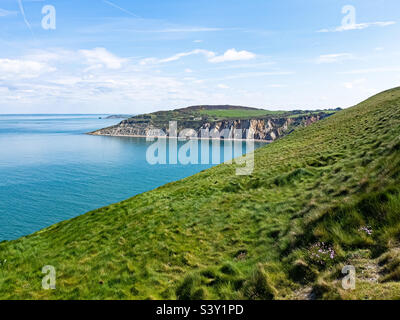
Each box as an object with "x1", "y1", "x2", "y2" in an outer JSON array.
[{"x1": 132, "y1": 104, "x2": 339, "y2": 122}]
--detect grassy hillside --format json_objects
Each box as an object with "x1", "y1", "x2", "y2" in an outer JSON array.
[
  {"x1": 91, "y1": 105, "x2": 338, "y2": 142},
  {"x1": 0, "y1": 88, "x2": 399, "y2": 300},
  {"x1": 119, "y1": 104, "x2": 338, "y2": 126},
  {"x1": 198, "y1": 108, "x2": 286, "y2": 118},
  {"x1": 197, "y1": 108, "x2": 336, "y2": 119}
]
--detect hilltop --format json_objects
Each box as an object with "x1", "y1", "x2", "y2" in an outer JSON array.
[
  {"x1": 90, "y1": 105, "x2": 338, "y2": 141},
  {"x1": 0, "y1": 88, "x2": 399, "y2": 299}
]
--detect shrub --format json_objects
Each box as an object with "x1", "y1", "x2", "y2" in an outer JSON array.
[
  {"x1": 288, "y1": 259, "x2": 318, "y2": 284},
  {"x1": 175, "y1": 273, "x2": 209, "y2": 300},
  {"x1": 243, "y1": 264, "x2": 277, "y2": 300},
  {"x1": 220, "y1": 262, "x2": 239, "y2": 276}
]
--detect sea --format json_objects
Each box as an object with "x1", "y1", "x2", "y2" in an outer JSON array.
[{"x1": 0, "y1": 114, "x2": 262, "y2": 240}]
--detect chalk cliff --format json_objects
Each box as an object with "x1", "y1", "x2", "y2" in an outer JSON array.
[{"x1": 89, "y1": 114, "x2": 327, "y2": 141}]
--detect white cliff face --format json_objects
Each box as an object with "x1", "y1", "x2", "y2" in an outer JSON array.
[
  {"x1": 90, "y1": 115, "x2": 324, "y2": 141},
  {"x1": 196, "y1": 116, "x2": 321, "y2": 140}
]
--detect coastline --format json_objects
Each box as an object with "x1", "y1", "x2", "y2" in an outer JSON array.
[{"x1": 87, "y1": 132, "x2": 273, "y2": 143}]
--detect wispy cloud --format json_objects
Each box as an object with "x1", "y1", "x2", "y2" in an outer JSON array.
[
  {"x1": 316, "y1": 53, "x2": 353, "y2": 64},
  {"x1": 76, "y1": 15, "x2": 229, "y2": 37},
  {"x1": 0, "y1": 49, "x2": 191, "y2": 108},
  {"x1": 217, "y1": 84, "x2": 229, "y2": 89},
  {"x1": 17, "y1": 0, "x2": 33, "y2": 35},
  {"x1": 0, "y1": 58, "x2": 55, "y2": 80},
  {"x1": 318, "y1": 21, "x2": 395, "y2": 33},
  {"x1": 343, "y1": 78, "x2": 366, "y2": 89},
  {"x1": 338, "y1": 67, "x2": 400, "y2": 75},
  {"x1": 79, "y1": 47, "x2": 127, "y2": 70},
  {"x1": 102, "y1": 0, "x2": 141, "y2": 18},
  {"x1": 140, "y1": 49, "x2": 214, "y2": 65},
  {"x1": 0, "y1": 46, "x2": 296, "y2": 112},
  {"x1": 211, "y1": 71, "x2": 294, "y2": 81},
  {"x1": 0, "y1": 8, "x2": 17, "y2": 17},
  {"x1": 152, "y1": 27, "x2": 224, "y2": 33},
  {"x1": 209, "y1": 49, "x2": 256, "y2": 63},
  {"x1": 140, "y1": 48, "x2": 256, "y2": 65}
]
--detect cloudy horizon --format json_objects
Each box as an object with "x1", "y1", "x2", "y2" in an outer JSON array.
[{"x1": 0, "y1": 0, "x2": 399, "y2": 114}]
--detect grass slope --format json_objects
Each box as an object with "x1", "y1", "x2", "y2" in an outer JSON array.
[
  {"x1": 197, "y1": 108, "x2": 336, "y2": 119},
  {"x1": 198, "y1": 108, "x2": 287, "y2": 118},
  {"x1": 123, "y1": 105, "x2": 337, "y2": 125},
  {"x1": 0, "y1": 88, "x2": 399, "y2": 300}
]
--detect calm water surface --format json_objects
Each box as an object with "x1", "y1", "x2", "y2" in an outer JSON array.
[{"x1": 0, "y1": 114, "x2": 262, "y2": 240}]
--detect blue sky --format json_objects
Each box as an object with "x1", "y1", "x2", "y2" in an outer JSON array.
[{"x1": 0, "y1": 0, "x2": 399, "y2": 114}]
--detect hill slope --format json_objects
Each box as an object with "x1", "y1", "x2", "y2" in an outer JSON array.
[{"x1": 0, "y1": 88, "x2": 399, "y2": 299}]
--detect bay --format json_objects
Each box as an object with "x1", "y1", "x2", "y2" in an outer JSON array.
[{"x1": 0, "y1": 114, "x2": 262, "y2": 240}]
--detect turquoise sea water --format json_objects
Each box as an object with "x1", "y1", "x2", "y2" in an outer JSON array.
[{"x1": 0, "y1": 115, "x2": 261, "y2": 240}]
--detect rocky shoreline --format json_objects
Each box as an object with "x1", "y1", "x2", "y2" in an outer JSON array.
[{"x1": 87, "y1": 132, "x2": 273, "y2": 143}]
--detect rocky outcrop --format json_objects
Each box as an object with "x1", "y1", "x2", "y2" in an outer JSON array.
[{"x1": 89, "y1": 114, "x2": 327, "y2": 141}]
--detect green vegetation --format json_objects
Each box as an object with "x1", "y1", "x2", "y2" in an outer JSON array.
[
  {"x1": 286, "y1": 110, "x2": 337, "y2": 119},
  {"x1": 198, "y1": 108, "x2": 337, "y2": 120},
  {"x1": 91, "y1": 104, "x2": 338, "y2": 142},
  {"x1": 0, "y1": 88, "x2": 399, "y2": 300},
  {"x1": 198, "y1": 108, "x2": 286, "y2": 119},
  {"x1": 121, "y1": 105, "x2": 337, "y2": 126}
]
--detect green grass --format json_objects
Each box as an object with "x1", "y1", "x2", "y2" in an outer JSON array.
[
  {"x1": 286, "y1": 110, "x2": 337, "y2": 118},
  {"x1": 93, "y1": 105, "x2": 338, "y2": 140},
  {"x1": 198, "y1": 109, "x2": 287, "y2": 119},
  {"x1": 0, "y1": 87, "x2": 399, "y2": 300},
  {"x1": 198, "y1": 108, "x2": 337, "y2": 120}
]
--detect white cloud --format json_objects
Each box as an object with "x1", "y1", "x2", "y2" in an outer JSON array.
[
  {"x1": 123, "y1": 27, "x2": 224, "y2": 34},
  {"x1": 49, "y1": 76, "x2": 83, "y2": 86},
  {"x1": 317, "y1": 53, "x2": 353, "y2": 64},
  {"x1": 318, "y1": 21, "x2": 396, "y2": 33},
  {"x1": 0, "y1": 8, "x2": 17, "y2": 17},
  {"x1": 102, "y1": 0, "x2": 140, "y2": 18},
  {"x1": 217, "y1": 84, "x2": 229, "y2": 89},
  {"x1": 0, "y1": 48, "x2": 219, "y2": 111},
  {"x1": 193, "y1": 40, "x2": 203, "y2": 43},
  {"x1": 338, "y1": 67, "x2": 400, "y2": 75},
  {"x1": 215, "y1": 71, "x2": 294, "y2": 81},
  {"x1": 343, "y1": 78, "x2": 366, "y2": 89},
  {"x1": 156, "y1": 27, "x2": 223, "y2": 33},
  {"x1": 0, "y1": 58, "x2": 55, "y2": 79},
  {"x1": 79, "y1": 47, "x2": 127, "y2": 70},
  {"x1": 185, "y1": 68, "x2": 193, "y2": 73},
  {"x1": 23, "y1": 49, "x2": 75, "y2": 63},
  {"x1": 209, "y1": 48, "x2": 256, "y2": 63},
  {"x1": 161, "y1": 49, "x2": 214, "y2": 63},
  {"x1": 140, "y1": 48, "x2": 256, "y2": 65},
  {"x1": 140, "y1": 49, "x2": 214, "y2": 65}
]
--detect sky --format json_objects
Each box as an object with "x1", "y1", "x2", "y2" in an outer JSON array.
[{"x1": 0, "y1": 0, "x2": 399, "y2": 114}]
